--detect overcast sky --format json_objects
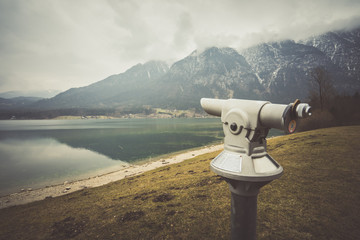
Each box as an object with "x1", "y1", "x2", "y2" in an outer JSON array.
[{"x1": 1, "y1": 0, "x2": 360, "y2": 93}]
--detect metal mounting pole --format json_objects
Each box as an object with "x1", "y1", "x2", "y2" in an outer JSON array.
[
  {"x1": 226, "y1": 179, "x2": 270, "y2": 240},
  {"x1": 230, "y1": 193, "x2": 258, "y2": 240}
]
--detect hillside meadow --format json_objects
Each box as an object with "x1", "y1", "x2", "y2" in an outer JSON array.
[{"x1": 0, "y1": 126, "x2": 359, "y2": 240}]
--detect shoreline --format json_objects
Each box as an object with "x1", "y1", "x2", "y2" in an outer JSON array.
[{"x1": 0, "y1": 144, "x2": 223, "y2": 209}]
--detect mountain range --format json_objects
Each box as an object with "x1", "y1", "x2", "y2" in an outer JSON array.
[{"x1": 1, "y1": 27, "x2": 360, "y2": 114}]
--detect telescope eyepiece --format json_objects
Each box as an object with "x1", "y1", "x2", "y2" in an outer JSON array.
[{"x1": 296, "y1": 103, "x2": 312, "y2": 118}]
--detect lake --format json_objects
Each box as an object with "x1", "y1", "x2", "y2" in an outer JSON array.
[
  {"x1": 0, "y1": 118, "x2": 282, "y2": 196},
  {"x1": 0, "y1": 118, "x2": 224, "y2": 196}
]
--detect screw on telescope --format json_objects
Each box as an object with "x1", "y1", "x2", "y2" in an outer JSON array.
[{"x1": 230, "y1": 123, "x2": 238, "y2": 132}]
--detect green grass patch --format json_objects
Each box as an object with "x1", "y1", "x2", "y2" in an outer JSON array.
[{"x1": 0, "y1": 126, "x2": 359, "y2": 239}]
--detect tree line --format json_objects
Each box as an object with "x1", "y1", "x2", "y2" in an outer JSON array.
[
  {"x1": 0, "y1": 106, "x2": 157, "y2": 120},
  {"x1": 298, "y1": 66, "x2": 360, "y2": 131}
]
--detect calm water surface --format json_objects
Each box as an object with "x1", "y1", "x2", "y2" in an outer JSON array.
[{"x1": 0, "y1": 118, "x2": 224, "y2": 196}]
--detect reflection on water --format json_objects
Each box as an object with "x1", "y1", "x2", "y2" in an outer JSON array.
[
  {"x1": 0, "y1": 118, "x2": 223, "y2": 196},
  {"x1": 0, "y1": 118, "x2": 223, "y2": 161},
  {"x1": 0, "y1": 138, "x2": 129, "y2": 196}
]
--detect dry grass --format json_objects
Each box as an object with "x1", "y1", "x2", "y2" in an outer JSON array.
[{"x1": 0, "y1": 126, "x2": 359, "y2": 240}]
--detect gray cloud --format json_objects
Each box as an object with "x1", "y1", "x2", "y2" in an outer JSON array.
[
  {"x1": 0, "y1": 0, "x2": 359, "y2": 93},
  {"x1": 172, "y1": 12, "x2": 194, "y2": 52}
]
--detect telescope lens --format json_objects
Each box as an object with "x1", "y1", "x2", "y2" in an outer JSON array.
[{"x1": 288, "y1": 120, "x2": 297, "y2": 133}]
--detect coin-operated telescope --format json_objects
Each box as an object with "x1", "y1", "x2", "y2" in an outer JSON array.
[{"x1": 201, "y1": 98, "x2": 311, "y2": 240}]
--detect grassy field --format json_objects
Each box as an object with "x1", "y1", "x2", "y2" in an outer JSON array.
[{"x1": 0, "y1": 126, "x2": 359, "y2": 240}]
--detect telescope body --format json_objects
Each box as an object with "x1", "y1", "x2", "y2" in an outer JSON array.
[
  {"x1": 201, "y1": 98, "x2": 311, "y2": 134},
  {"x1": 200, "y1": 98, "x2": 311, "y2": 182}
]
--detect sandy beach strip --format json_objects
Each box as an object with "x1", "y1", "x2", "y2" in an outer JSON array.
[{"x1": 0, "y1": 144, "x2": 223, "y2": 209}]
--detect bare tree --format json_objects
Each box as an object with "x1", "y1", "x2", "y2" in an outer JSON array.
[{"x1": 309, "y1": 66, "x2": 335, "y2": 111}]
